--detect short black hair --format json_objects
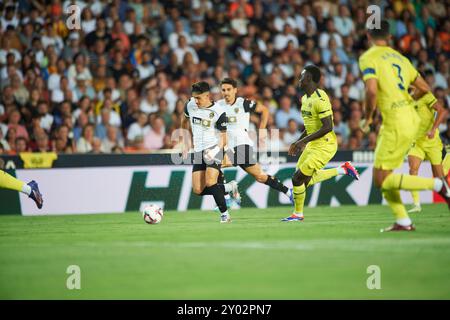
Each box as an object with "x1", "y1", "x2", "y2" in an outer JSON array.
[
  {"x1": 304, "y1": 65, "x2": 321, "y2": 83},
  {"x1": 367, "y1": 20, "x2": 390, "y2": 39},
  {"x1": 220, "y1": 78, "x2": 237, "y2": 88},
  {"x1": 191, "y1": 81, "x2": 210, "y2": 94}
]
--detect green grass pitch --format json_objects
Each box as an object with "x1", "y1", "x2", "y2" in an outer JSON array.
[{"x1": 1, "y1": 204, "x2": 449, "y2": 299}]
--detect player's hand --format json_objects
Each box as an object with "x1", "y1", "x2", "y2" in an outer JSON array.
[
  {"x1": 359, "y1": 118, "x2": 372, "y2": 134},
  {"x1": 288, "y1": 141, "x2": 305, "y2": 156},
  {"x1": 426, "y1": 130, "x2": 435, "y2": 139}
]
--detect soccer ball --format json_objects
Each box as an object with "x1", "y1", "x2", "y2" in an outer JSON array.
[{"x1": 142, "y1": 205, "x2": 164, "y2": 224}]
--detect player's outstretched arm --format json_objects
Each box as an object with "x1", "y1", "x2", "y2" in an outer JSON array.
[
  {"x1": 254, "y1": 102, "x2": 269, "y2": 129},
  {"x1": 428, "y1": 101, "x2": 448, "y2": 139},
  {"x1": 360, "y1": 78, "x2": 378, "y2": 134},
  {"x1": 412, "y1": 75, "x2": 432, "y2": 99}
]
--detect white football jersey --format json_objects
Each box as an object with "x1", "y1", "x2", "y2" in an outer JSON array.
[
  {"x1": 184, "y1": 98, "x2": 227, "y2": 152},
  {"x1": 217, "y1": 97, "x2": 256, "y2": 148}
]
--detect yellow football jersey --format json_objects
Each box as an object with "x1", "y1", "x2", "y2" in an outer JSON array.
[
  {"x1": 359, "y1": 45, "x2": 419, "y2": 128},
  {"x1": 414, "y1": 92, "x2": 438, "y2": 138},
  {"x1": 300, "y1": 89, "x2": 336, "y2": 145}
]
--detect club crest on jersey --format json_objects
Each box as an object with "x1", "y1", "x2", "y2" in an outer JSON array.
[
  {"x1": 228, "y1": 116, "x2": 237, "y2": 123},
  {"x1": 234, "y1": 107, "x2": 239, "y2": 113},
  {"x1": 209, "y1": 112, "x2": 215, "y2": 118}
]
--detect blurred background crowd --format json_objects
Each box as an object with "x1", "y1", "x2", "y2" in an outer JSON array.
[{"x1": 0, "y1": 0, "x2": 449, "y2": 155}]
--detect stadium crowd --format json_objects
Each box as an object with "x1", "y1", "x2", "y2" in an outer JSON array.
[{"x1": 0, "y1": 0, "x2": 448, "y2": 155}]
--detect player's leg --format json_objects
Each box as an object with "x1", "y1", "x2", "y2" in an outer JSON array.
[
  {"x1": 191, "y1": 169, "x2": 206, "y2": 195},
  {"x1": 281, "y1": 168, "x2": 311, "y2": 222},
  {"x1": 0, "y1": 170, "x2": 43, "y2": 209},
  {"x1": 302, "y1": 141, "x2": 358, "y2": 188},
  {"x1": 373, "y1": 168, "x2": 413, "y2": 231},
  {"x1": 204, "y1": 165, "x2": 231, "y2": 223},
  {"x1": 281, "y1": 148, "x2": 314, "y2": 222},
  {"x1": 375, "y1": 166, "x2": 450, "y2": 231},
  {"x1": 374, "y1": 127, "x2": 450, "y2": 231},
  {"x1": 306, "y1": 161, "x2": 360, "y2": 187},
  {"x1": 243, "y1": 163, "x2": 291, "y2": 196},
  {"x1": 407, "y1": 155, "x2": 423, "y2": 213}
]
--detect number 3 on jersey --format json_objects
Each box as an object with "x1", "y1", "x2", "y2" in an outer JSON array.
[{"x1": 392, "y1": 64, "x2": 405, "y2": 91}]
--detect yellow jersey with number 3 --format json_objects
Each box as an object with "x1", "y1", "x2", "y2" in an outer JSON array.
[
  {"x1": 300, "y1": 88, "x2": 336, "y2": 146},
  {"x1": 359, "y1": 45, "x2": 419, "y2": 128}
]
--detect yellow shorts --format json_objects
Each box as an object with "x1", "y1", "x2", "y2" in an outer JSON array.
[
  {"x1": 408, "y1": 129, "x2": 443, "y2": 165},
  {"x1": 296, "y1": 140, "x2": 337, "y2": 176},
  {"x1": 374, "y1": 126, "x2": 416, "y2": 170}
]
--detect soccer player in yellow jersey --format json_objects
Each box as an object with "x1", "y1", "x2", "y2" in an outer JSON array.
[
  {"x1": 359, "y1": 20, "x2": 450, "y2": 232},
  {"x1": 407, "y1": 90, "x2": 447, "y2": 213},
  {"x1": 282, "y1": 65, "x2": 360, "y2": 222},
  {"x1": 0, "y1": 158, "x2": 43, "y2": 209}
]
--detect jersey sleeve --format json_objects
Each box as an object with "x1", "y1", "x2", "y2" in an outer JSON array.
[
  {"x1": 243, "y1": 99, "x2": 257, "y2": 113},
  {"x1": 215, "y1": 112, "x2": 227, "y2": 131},
  {"x1": 359, "y1": 55, "x2": 377, "y2": 81},
  {"x1": 184, "y1": 102, "x2": 190, "y2": 118},
  {"x1": 418, "y1": 91, "x2": 438, "y2": 110},
  {"x1": 314, "y1": 96, "x2": 333, "y2": 119}
]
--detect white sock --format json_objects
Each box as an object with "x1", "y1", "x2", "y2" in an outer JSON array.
[
  {"x1": 221, "y1": 210, "x2": 229, "y2": 216},
  {"x1": 396, "y1": 217, "x2": 412, "y2": 226},
  {"x1": 293, "y1": 212, "x2": 304, "y2": 217},
  {"x1": 224, "y1": 183, "x2": 233, "y2": 193},
  {"x1": 433, "y1": 178, "x2": 443, "y2": 192},
  {"x1": 22, "y1": 184, "x2": 31, "y2": 196},
  {"x1": 337, "y1": 166, "x2": 346, "y2": 175}
]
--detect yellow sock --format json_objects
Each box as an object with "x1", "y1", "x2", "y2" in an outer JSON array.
[
  {"x1": 293, "y1": 184, "x2": 306, "y2": 214},
  {"x1": 381, "y1": 173, "x2": 434, "y2": 191},
  {"x1": 307, "y1": 168, "x2": 338, "y2": 187},
  {"x1": 383, "y1": 189, "x2": 409, "y2": 220},
  {"x1": 0, "y1": 170, "x2": 25, "y2": 192},
  {"x1": 411, "y1": 191, "x2": 420, "y2": 205}
]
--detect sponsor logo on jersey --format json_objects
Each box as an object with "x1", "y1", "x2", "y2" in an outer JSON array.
[{"x1": 193, "y1": 117, "x2": 211, "y2": 127}]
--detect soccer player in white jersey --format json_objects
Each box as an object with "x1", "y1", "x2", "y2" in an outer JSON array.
[
  {"x1": 218, "y1": 78, "x2": 294, "y2": 203},
  {"x1": 181, "y1": 81, "x2": 240, "y2": 223}
]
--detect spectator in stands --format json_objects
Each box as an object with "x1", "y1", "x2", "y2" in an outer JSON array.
[
  {"x1": 102, "y1": 125, "x2": 124, "y2": 153},
  {"x1": 89, "y1": 137, "x2": 103, "y2": 154},
  {"x1": 144, "y1": 115, "x2": 165, "y2": 150},
  {"x1": 275, "y1": 95, "x2": 302, "y2": 129},
  {"x1": 283, "y1": 119, "x2": 301, "y2": 146},
  {"x1": 76, "y1": 123, "x2": 95, "y2": 153},
  {"x1": 127, "y1": 111, "x2": 149, "y2": 145},
  {"x1": 33, "y1": 131, "x2": 51, "y2": 153}
]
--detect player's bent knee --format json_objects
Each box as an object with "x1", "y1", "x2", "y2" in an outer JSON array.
[
  {"x1": 292, "y1": 170, "x2": 305, "y2": 186},
  {"x1": 205, "y1": 179, "x2": 217, "y2": 188},
  {"x1": 192, "y1": 185, "x2": 204, "y2": 195}
]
